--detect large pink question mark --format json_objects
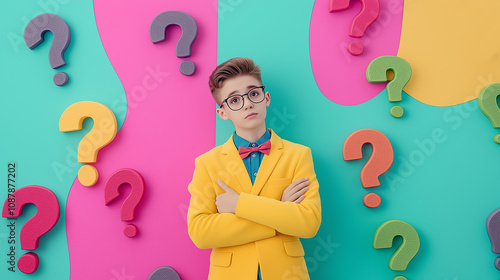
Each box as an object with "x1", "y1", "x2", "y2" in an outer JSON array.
[
  {"x1": 105, "y1": 168, "x2": 145, "y2": 237},
  {"x1": 329, "y1": 0, "x2": 380, "y2": 55},
  {"x1": 2, "y1": 185, "x2": 60, "y2": 274}
]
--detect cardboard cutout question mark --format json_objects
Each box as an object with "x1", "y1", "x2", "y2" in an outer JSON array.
[
  {"x1": 343, "y1": 128, "x2": 394, "y2": 208},
  {"x1": 329, "y1": 0, "x2": 380, "y2": 55},
  {"x1": 2, "y1": 186, "x2": 60, "y2": 274},
  {"x1": 478, "y1": 83, "x2": 500, "y2": 143},
  {"x1": 59, "y1": 101, "x2": 118, "y2": 187},
  {"x1": 105, "y1": 168, "x2": 145, "y2": 237},
  {"x1": 366, "y1": 55, "x2": 412, "y2": 118},
  {"x1": 150, "y1": 10, "x2": 198, "y2": 76},
  {"x1": 373, "y1": 220, "x2": 420, "y2": 280},
  {"x1": 24, "y1": 13, "x2": 71, "y2": 86}
]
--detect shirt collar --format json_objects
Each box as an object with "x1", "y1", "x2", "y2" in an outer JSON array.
[{"x1": 233, "y1": 128, "x2": 271, "y2": 149}]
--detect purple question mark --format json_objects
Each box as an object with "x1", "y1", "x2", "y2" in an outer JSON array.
[
  {"x1": 149, "y1": 11, "x2": 198, "y2": 76},
  {"x1": 24, "y1": 13, "x2": 71, "y2": 86}
]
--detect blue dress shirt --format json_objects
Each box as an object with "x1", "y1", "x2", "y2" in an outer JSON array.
[{"x1": 232, "y1": 128, "x2": 271, "y2": 280}]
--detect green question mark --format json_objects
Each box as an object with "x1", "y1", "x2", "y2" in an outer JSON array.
[
  {"x1": 373, "y1": 220, "x2": 420, "y2": 280},
  {"x1": 478, "y1": 83, "x2": 500, "y2": 143},
  {"x1": 366, "y1": 56, "x2": 412, "y2": 118}
]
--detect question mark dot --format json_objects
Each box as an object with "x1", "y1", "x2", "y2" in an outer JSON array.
[
  {"x1": 18, "y1": 252, "x2": 39, "y2": 274},
  {"x1": 78, "y1": 165, "x2": 98, "y2": 187},
  {"x1": 390, "y1": 106, "x2": 404, "y2": 118},
  {"x1": 348, "y1": 42, "x2": 364, "y2": 56},
  {"x1": 53, "y1": 72, "x2": 68, "y2": 86},
  {"x1": 393, "y1": 276, "x2": 407, "y2": 280},
  {"x1": 124, "y1": 224, "x2": 138, "y2": 237},
  {"x1": 363, "y1": 193, "x2": 381, "y2": 208},
  {"x1": 179, "y1": 60, "x2": 196, "y2": 76}
]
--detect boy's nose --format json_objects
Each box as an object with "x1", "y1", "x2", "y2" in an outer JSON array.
[{"x1": 243, "y1": 98, "x2": 253, "y2": 110}]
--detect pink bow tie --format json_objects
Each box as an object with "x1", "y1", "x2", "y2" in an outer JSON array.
[{"x1": 238, "y1": 140, "x2": 271, "y2": 159}]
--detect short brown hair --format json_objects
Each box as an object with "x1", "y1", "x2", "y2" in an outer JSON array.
[{"x1": 208, "y1": 57, "x2": 262, "y2": 103}]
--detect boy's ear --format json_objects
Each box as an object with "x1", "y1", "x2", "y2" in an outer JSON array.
[
  {"x1": 265, "y1": 92, "x2": 271, "y2": 107},
  {"x1": 216, "y1": 107, "x2": 229, "y2": 120}
]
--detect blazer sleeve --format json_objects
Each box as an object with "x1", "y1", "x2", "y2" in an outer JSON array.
[
  {"x1": 235, "y1": 147, "x2": 322, "y2": 238},
  {"x1": 187, "y1": 156, "x2": 276, "y2": 249}
]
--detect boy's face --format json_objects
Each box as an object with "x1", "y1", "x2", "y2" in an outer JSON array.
[{"x1": 215, "y1": 75, "x2": 270, "y2": 132}]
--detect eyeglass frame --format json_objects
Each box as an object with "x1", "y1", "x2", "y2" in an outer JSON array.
[{"x1": 218, "y1": 86, "x2": 266, "y2": 111}]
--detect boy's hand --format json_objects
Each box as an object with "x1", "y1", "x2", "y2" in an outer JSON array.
[
  {"x1": 216, "y1": 180, "x2": 240, "y2": 214},
  {"x1": 281, "y1": 177, "x2": 309, "y2": 204}
]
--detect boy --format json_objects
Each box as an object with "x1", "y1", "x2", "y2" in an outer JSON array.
[{"x1": 187, "y1": 57, "x2": 321, "y2": 280}]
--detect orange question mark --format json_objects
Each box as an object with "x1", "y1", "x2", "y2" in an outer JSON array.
[{"x1": 343, "y1": 128, "x2": 394, "y2": 207}]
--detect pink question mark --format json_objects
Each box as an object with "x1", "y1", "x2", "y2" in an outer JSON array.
[
  {"x1": 329, "y1": 0, "x2": 380, "y2": 55},
  {"x1": 105, "y1": 168, "x2": 145, "y2": 237},
  {"x1": 2, "y1": 185, "x2": 60, "y2": 274}
]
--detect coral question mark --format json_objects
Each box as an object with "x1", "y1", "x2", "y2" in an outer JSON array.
[
  {"x1": 24, "y1": 13, "x2": 71, "y2": 86},
  {"x1": 486, "y1": 208, "x2": 500, "y2": 269},
  {"x1": 478, "y1": 83, "x2": 500, "y2": 143},
  {"x1": 329, "y1": 0, "x2": 380, "y2": 55},
  {"x1": 373, "y1": 220, "x2": 420, "y2": 280},
  {"x1": 59, "y1": 101, "x2": 118, "y2": 187},
  {"x1": 343, "y1": 128, "x2": 394, "y2": 208},
  {"x1": 366, "y1": 55, "x2": 412, "y2": 118},
  {"x1": 105, "y1": 168, "x2": 145, "y2": 237},
  {"x1": 2, "y1": 186, "x2": 60, "y2": 274},
  {"x1": 150, "y1": 10, "x2": 198, "y2": 76}
]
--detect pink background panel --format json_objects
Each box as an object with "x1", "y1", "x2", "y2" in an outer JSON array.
[
  {"x1": 309, "y1": 0, "x2": 404, "y2": 105},
  {"x1": 65, "y1": 1, "x2": 217, "y2": 279}
]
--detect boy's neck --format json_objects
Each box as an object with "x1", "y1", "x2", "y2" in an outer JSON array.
[{"x1": 235, "y1": 125, "x2": 268, "y2": 143}]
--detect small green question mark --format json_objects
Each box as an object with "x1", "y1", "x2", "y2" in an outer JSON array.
[
  {"x1": 373, "y1": 220, "x2": 420, "y2": 280},
  {"x1": 478, "y1": 83, "x2": 500, "y2": 143},
  {"x1": 366, "y1": 56, "x2": 412, "y2": 118}
]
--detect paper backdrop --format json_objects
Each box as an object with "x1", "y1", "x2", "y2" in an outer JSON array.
[{"x1": 2, "y1": 0, "x2": 500, "y2": 279}]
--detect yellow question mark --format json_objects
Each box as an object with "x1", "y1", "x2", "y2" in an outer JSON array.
[{"x1": 59, "y1": 101, "x2": 117, "y2": 187}]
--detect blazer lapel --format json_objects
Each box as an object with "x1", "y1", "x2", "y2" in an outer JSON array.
[
  {"x1": 221, "y1": 135, "x2": 253, "y2": 193},
  {"x1": 251, "y1": 129, "x2": 284, "y2": 195}
]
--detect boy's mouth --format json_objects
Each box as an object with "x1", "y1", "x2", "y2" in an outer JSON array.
[{"x1": 245, "y1": 113, "x2": 257, "y2": 119}]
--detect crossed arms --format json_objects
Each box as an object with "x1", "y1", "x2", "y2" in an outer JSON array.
[{"x1": 187, "y1": 148, "x2": 321, "y2": 249}]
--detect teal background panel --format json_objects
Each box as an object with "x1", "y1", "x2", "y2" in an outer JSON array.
[
  {"x1": 0, "y1": 1, "x2": 125, "y2": 279},
  {"x1": 216, "y1": 0, "x2": 500, "y2": 278}
]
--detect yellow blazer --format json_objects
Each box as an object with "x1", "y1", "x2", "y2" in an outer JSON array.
[{"x1": 187, "y1": 129, "x2": 321, "y2": 280}]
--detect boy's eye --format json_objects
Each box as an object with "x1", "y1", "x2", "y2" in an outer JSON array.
[
  {"x1": 229, "y1": 97, "x2": 241, "y2": 104},
  {"x1": 250, "y1": 90, "x2": 260, "y2": 97}
]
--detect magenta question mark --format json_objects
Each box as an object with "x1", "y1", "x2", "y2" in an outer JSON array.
[
  {"x1": 329, "y1": 0, "x2": 380, "y2": 55},
  {"x1": 24, "y1": 13, "x2": 71, "y2": 86},
  {"x1": 2, "y1": 186, "x2": 60, "y2": 274},
  {"x1": 150, "y1": 10, "x2": 198, "y2": 76},
  {"x1": 105, "y1": 168, "x2": 145, "y2": 238}
]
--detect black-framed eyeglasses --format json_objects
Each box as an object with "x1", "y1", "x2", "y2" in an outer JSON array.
[{"x1": 219, "y1": 86, "x2": 266, "y2": 111}]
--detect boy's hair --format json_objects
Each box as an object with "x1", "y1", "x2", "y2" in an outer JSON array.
[{"x1": 208, "y1": 57, "x2": 262, "y2": 103}]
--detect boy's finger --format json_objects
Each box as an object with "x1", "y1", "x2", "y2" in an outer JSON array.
[
  {"x1": 290, "y1": 187, "x2": 308, "y2": 201},
  {"x1": 291, "y1": 180, "x2": 310, "y2": 193},
  {"x1": 218, "y1": 180, "x2": 236, "y2": 193},
  {"x1": 294, "y1": 195, "x2": 305, "y2": 204}
]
